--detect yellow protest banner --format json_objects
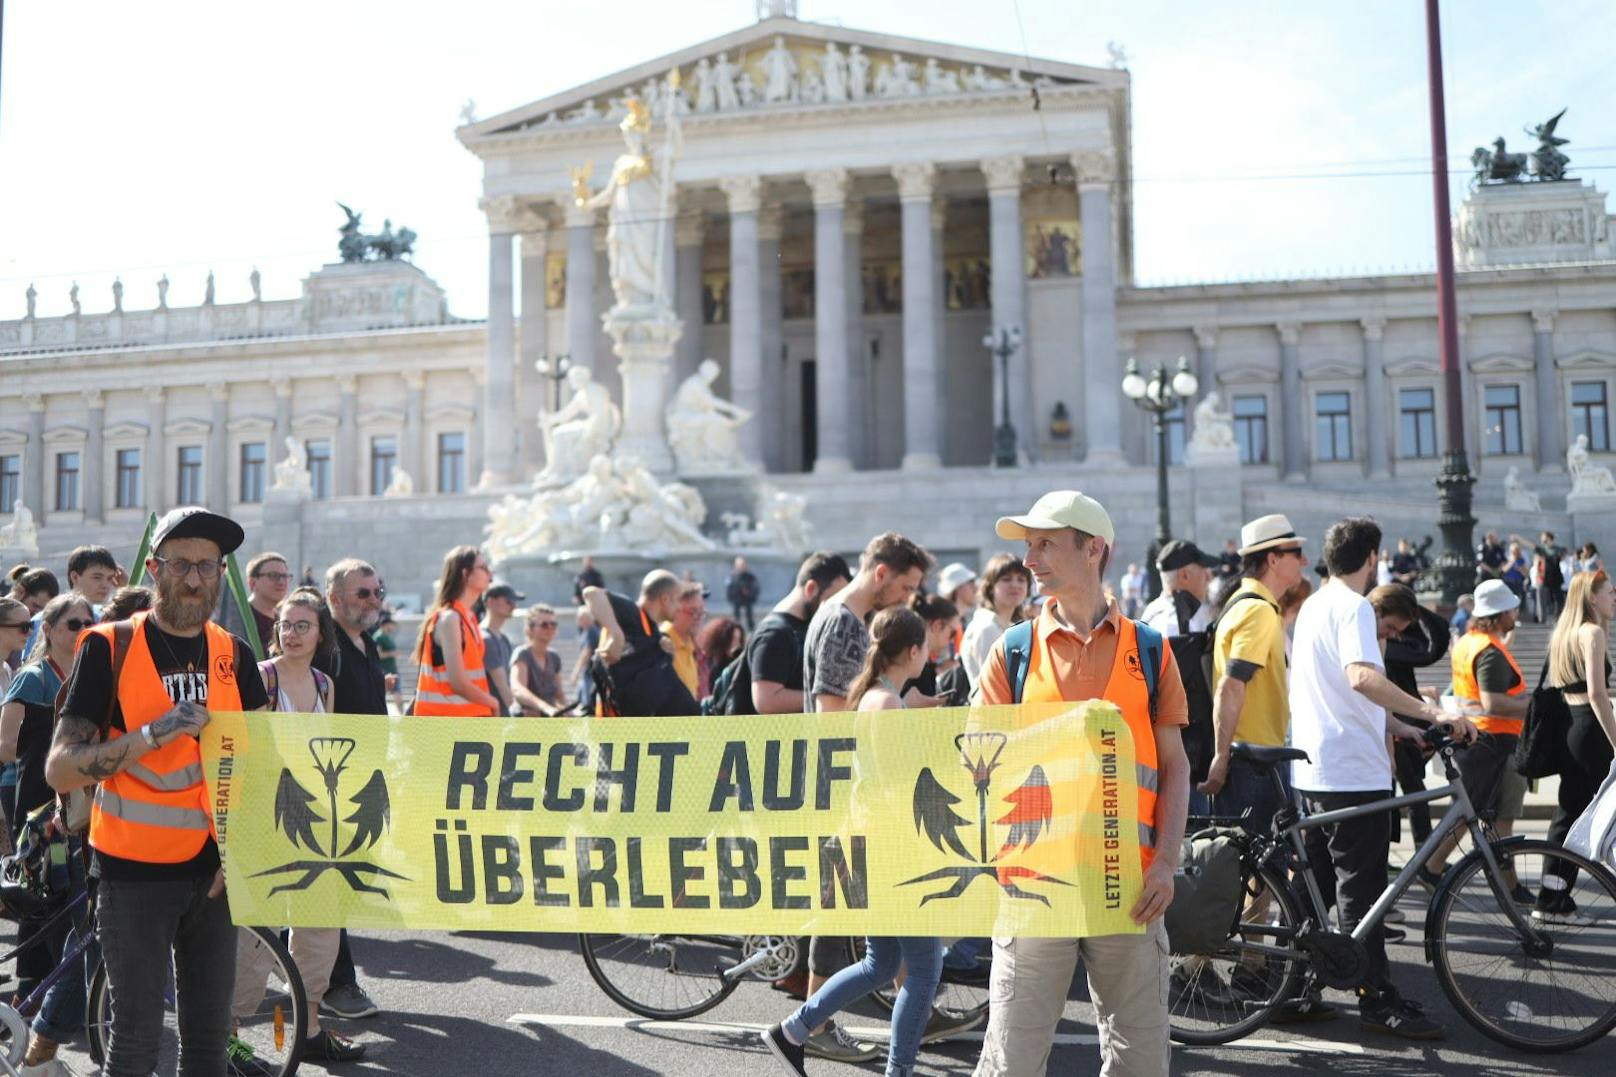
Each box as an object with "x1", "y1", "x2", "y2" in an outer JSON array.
[{"x1": 202, "y1": 701, "x2": 1142, "y2": 938}]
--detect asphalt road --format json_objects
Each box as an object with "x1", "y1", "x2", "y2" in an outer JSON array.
[{"x1": 22, "y1": 816, "x2": 1616, "y2": 1076}]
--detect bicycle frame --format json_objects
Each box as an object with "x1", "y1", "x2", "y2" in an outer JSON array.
[{"x1": 0, "y1": 888, "x2": 96, "y2": 1020}]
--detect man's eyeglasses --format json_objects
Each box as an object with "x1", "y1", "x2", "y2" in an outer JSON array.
[
  {"x1": 152, "y1": 557, "x2": 224, "y2": 580},
  {"x1": 60, "y1": 618, "x2": 93, "y2": 632},
  {"x1": 352, "y1": 586, "x2": 386, "y2": 601},
  {"x1": 276, "y1": 620, "x2": 316, "y2": 637},
  {"x1": 255, "y1": 571, "x2": 292, "y2": 583}
]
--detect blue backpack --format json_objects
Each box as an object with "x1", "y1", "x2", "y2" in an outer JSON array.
[{"x1": 999, "y1": 616, "x2": 1163, "y2": 720}]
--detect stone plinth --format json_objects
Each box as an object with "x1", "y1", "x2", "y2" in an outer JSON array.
[
  {"x1": 604, "y1": 304, "x2": 682, "y2": 475},
  {"x1": 496, "y1": 549, "x2": 802, "y2": 613},
  {"x1": 302, "y1": 261, "x2": 449, "y2": 333},
  {"x1": 1456, "y1": 180, "x2": 1613, "y2": 267}
]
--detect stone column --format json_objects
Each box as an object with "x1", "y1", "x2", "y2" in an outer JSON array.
[
  {"x1": 984, "y1": 156, "x2": 1031, "y2": 459},
  {"x1": 931, "y1": 198, "x2": 948, "y2": 437},
  {"x1": 1075, "y1": 149, "x2": 1123, "y2": 462},
  {"x1": 1362, "y1": 318, "x2": 1390, "y2": 479},
  {"x1": 335, "y1": 375, "x2": 358, "y2": 498},
  {"x1": 83, "y1": 390, "x2": 105, "y2": 523},
  {"x1": 757, "y1": 204, "x2": 785, "y2": 474},
  {"x1": 479, "y1": 196, "x2": 528, "y2": 488},
  {"x1": 564, "y1": 203, "x2": 599, "y2": 373},
  {"x1": 1533, "y1": 309, "x2": 1562, "y2": 471},
  {"x1": 893, "y1": 162, "x2": 941, "y2": 470},
  {"x1": 1277, "y1": 322, "x2": 1304, "y2": 480},
  {"x1": 675, "y1": 211, "x2": 706, "y2": 384},
  {"x1": 23, "y1": 396, "x2": 44, "y2": 520},
  {"x1": 519, "y1": 222, "x2": 551, "y2": 478},
  {"x1": 402, "y1": 370, "x2": 426, "y2": 490},
  {"x1": 807, "y1": 168, "x2": 853, "y2": 472},
  {"x1": 843, "y1": 200, "x2": 867, "y2": 469},
  {"x1": 145, "y1": 387, "x2": 166, "y2": 510},
  {"x1": 720, "y1": 175, "x2": 765, "y2": 466},
  {"x1": 208, "y1": 384, "x2": 230, "y2": 509}
]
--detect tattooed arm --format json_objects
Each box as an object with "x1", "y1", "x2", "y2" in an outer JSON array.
[{"x1": 45, "y1": 701, "x2": 211, "y2": 793}]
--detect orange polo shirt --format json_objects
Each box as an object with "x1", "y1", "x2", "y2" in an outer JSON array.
[{"x1": 974, "y1": 597, "x2": 1189, "y2": 728}]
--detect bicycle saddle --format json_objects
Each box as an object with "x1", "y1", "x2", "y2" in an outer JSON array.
[{"x1": 1231, "y1": 743, "x2": 1310, "y2": 767}]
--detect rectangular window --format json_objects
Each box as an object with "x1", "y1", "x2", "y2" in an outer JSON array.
[
  {"x1": 1484, "y1": 384, "x2": 1523, "y2": 455},
  {"x1": 1314, "y1": 391, "x2": 1353, "y2": 462},
  {"x1": 1571, "y1": 381, "x2": 1609, "y2": 452},
  {"x1": 1398, "y1": 387, "x2": 1438, "y2": 459},
  {"x1": 115, "y1": 448, "x2": 142, "y2": 509},
  {"x1": 177, "y1": 446, "x2": 204, "y2": 505},
  {"x1": 239, "y1": 441, "x2": 266, "y2": 504},
  {"x1": 306, "y1": 439, "x2": 332, "y2": 501},
  {"x1": 370, "y1": 435, "x2": 398, "y2": 496},
  {"x1": 1162, "y1": 402, "x2": 1186, "y2": 466},
  {"x1": 1233, "y1": 394, "x2": 1268, "y2": 464},
  {"x1": 55, "y1": 451, "x2": 81, "y2": 511},
  {"x1": 437, "y1": 432, "x2": 465, "y2": 494},
  {"x1": 0, "y1": 455, "x2": 19, "y2": 510}
]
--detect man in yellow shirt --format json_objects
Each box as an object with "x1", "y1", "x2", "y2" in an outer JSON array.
[
  {"x1": 1200, "y1": 514, "x2": 1307, "y2": 821},
  {"x1": 660, "y1": 581, "x2": 706, "y2": 700}
]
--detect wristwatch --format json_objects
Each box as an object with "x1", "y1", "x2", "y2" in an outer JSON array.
[{"x1": 141, "y1": 725, "x2": 160, "y2": 751}]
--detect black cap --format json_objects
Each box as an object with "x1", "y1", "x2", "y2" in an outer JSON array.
[
  {"x1": 486, "y1": 582, "x2": 527, "y2": 602},
  {"x1": 151, "y1": 507, "x2": 244, "y2": 557},
  {"x1": 1157, "y1": 540, "x2": 1220, "y2": 572}
]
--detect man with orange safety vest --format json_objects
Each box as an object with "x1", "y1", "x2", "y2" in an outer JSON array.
[
  {"x1": 47, "y1": 507, "x2": 270, "y2": 1077},
  {"x1": 970, "y1": 490, "x2": 1192, "y2": 1077}
]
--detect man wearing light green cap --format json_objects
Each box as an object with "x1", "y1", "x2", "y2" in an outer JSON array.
[{"x1": 971, "y1": 490, "x2": 1189, "y2": 1077}]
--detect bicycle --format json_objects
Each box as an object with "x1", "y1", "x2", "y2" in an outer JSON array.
[
  {"x1": 1167, "y1": 728, "x2": 1616, "y2": 1052},
  {"x1": 580, "y1": 933, "x2": 988, "y2": 1024}
]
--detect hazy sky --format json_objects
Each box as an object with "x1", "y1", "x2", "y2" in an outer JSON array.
[{"x1": 2, "y1": 0, "x2": 1613, "y2": 321}]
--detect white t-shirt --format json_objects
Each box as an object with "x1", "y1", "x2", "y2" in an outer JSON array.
[
  {"x1": 960, "y1": 606, "x2": 1009, "y2": 686},
  {"x1": 1289, "y1": 580, "x2": 1390, "y2": 793}
]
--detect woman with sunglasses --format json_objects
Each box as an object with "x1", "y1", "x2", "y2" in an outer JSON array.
[
  {"x1": 0, "y1": 596, "x2": 30, "y2": 701},
  {"x1": 0, "y1": 592, "x2": 94, "y2": 1056},
  {"x1": 233, "y1": 589, "x2": 367, "y2": 1063},
  {"x1": 511, "y1": 604, "x2": 570, "y2": 716}
]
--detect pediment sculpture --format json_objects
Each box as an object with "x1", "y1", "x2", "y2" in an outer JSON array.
[
  {"x1": 1567, "y1": 433, "x2": 1616, "y2": 496},
  {"x1": 0, "y1": 501, "x2": 38, "y2": 556},
  {"x1": 269, "y1": 437, "x2": 312, "y2": 498},
  {"x1": 537, "y1": 366, "x2": 622, "y2": 485},
  {"x1": 1185, "y1": 390, "x2": 1240, "y2": 466},
  {"x1": 1503, "y1": 466, "x2": 1541, "y2": 513}
]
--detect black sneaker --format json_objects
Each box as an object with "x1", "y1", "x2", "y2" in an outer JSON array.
[
  {"x1": 1361, "y1": 996, "x2": 1444, "y2": 1040},
  {"x1": 940, "y1": 960, "x2": 991, "y2": 986},
  {"x1": 304, "y1": 1027, "x2": 367, "y2": 1063},
  {"x1": 1510, "y1": 883, "x2": 1534, "y2": 905},
  {"x1": 761, "y1": 1023, "x2": 808, "y2": 1077},
  {"x1": 1533, "y1": 891, "x2": 1579, "y2": 921},
  {"x1": 1271, "y1": 985, "x2": 1339, "y2": 1024},
  {"x1": 1415, "y1": 865, "x2": 1444, "y2": 892}
]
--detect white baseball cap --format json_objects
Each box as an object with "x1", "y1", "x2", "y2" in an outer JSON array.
[
  {"x1": 996, "y1": 491, "x2": 1115, "y2": 545},
  {"x1": 1471, "y1": 579, "x2": 1521, "y2": 619},
  {"x1": 936, "y1": 562, "x2": 976, "y2": 598}
]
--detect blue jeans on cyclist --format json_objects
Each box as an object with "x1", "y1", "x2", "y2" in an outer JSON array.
[
  {"x1": 782, "y1": 936, "x2": 942, "y2": 1076},
  {"x1": 32, "y1": 838, "x2": 94, "y2": 1047},
  {"x1": 1209, "y1": 758, "x2": 1293, "y2": 841},
  {"x1": 942, "y1": 937, "x2": 988, "y2": 971}
]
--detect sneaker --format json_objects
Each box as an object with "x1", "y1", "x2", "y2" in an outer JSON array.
[
  {"x1": 940, "y1": 961, "x2": 991, "y2": 987},
  {"x1": 1271, "y1": 986, "x2": 1339, "y2": 1024},
  {"x1": 802, "y1": 1019, "x2": 882, "y2": 1062},
  {"x1": 1361, "y1": 996, "x2": 1445, "y2": 1041},
  {"x1": 920, "y1": 1007, "x2": 986, "y2": 1044},
  {"x1": 1510, "y1": 883, "x2": 1534, "y2": 905},
  {"x1": 760, "y1": 1023, "x2": 808, "y2": 1077},
  {"x1": 22, "y1": 1033, "x2": 57, "y2": 1067},
  {"x1": 1384, "y1": 907, "x2": 1406, "y2": 925},
  {"x1": 1382, "y1": 924, "x2": 1407, "y2": 943},
  {"x1": 770, "y1": 969, "x2": 808, "y2": 1000},
  {"x1": 304, "y1": 1027, "x2": 367, "y2": 1062},
  {"x1": 226, "y1": 1036, "x2": 279, "y2": 1077},
  {"x1": 1533, "y1": 892, "x2": 1579, "y2": 921},
  {"x1": 1415, "y1": 865, "x2": 1444, "y2": 892},
  {"x1": 319, "y1": 982, "x2": 380, "y2": 1020}
]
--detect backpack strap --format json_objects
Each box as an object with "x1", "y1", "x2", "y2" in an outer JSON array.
[
  {"x1": 1133, "y1": 619, "x2": 1164, "y2": 722},
  {"x1": 1002, "y1": 620, "x2": 1035, "y2": 704},
  {"x1": 258, "y1": 659, "x2": 279, "y2": 710}
]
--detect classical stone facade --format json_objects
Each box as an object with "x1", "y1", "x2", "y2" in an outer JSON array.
[{"x1": 5, "y1": 11, "x2": 1616, "y2": 598}]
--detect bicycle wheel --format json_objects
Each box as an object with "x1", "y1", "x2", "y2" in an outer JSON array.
[
  {"x1": 853, "y1": 938, "x2": 990, "y2": 1024},
  {"x1": 1169, "y1": 859, "x2": 1305, "y2": 1045},
  {"x1": 86, "y1": 925, "x2": 308, "y2": 1077},
  {"x1": 1430, "y1": 838, "x2": 1616, "y2": 1053},
  {"x1": 579, "y1": 934, "x2": 742, "y2": 1020}
]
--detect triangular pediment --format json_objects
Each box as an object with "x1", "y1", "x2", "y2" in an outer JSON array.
[{"x1": 461, "y1": 16, "x2": 1119, "y2": 143}]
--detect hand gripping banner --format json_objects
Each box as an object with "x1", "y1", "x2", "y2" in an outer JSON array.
[{"x1": 203, "y1": 701, "x2": 1143, "y2": 937}]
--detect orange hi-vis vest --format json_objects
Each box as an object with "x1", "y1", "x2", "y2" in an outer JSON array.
[
  {"x1": 414, "y1": 600, "x2": 492, "y2": 716},
  {"x1": 1450, "y1": 629, "x2": 1526, "y2": 736},
  {"x1": 1016, "y1": 615, "x2": 1165, "y2": 870},
  {"x1": 88, "y1": 611, "x2": 238, "y2": 864}
]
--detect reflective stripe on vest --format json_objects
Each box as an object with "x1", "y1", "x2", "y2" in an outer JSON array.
[
  {"x1": 86, "y1": 610, "x2": 238, "y2": 864},
  {"x1": 1450, "y1": 629, "x2": 1525, "y2": 736},
  {"x1": 413, "y1": 600, "x2": 493, "y2": 716},
  {"x1": 1017, "y1": 614, "x2": 1164, "y2": 870}
]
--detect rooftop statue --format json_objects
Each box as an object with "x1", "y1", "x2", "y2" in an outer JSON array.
[
  {"x1": 1529, "y1": 109, "x2": 1571, "y2": 182},
  {"x1": 337, "y1": 203, "x2": 418, "y2": 264},
  {"x1": 1471, "y1": 109, "x2": 1572, "y2": 187}
]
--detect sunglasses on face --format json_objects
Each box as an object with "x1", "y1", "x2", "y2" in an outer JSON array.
[
  {"x1": 352, "y1": 586, "x2": 386, "y2": 601},
  {"x1": 533, "y1": 621, "x2": 558, "y2": 630},
  {"x1": 0, "y1": 621, "x2": 29, "y2": 632},
  {"x1": 60, "y1": 618, "x2": 93, "y2": 632}
]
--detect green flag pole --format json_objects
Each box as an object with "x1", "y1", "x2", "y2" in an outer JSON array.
[
  {"x1": 127, "y1": 512, "x2": 159, "y2": 587},
  {"x1": 225, "y1": 553, "x2": 265, "y2": 661}
]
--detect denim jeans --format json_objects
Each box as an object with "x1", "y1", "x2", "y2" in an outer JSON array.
[
  {"x1": 32, "y1": 842, "x2": 95, "y2": 1045},
  {"x1": 785, "y1": 936, "x2": 942, "y2": 1076},
  {"x1": 1209, "y1": 758, "x2": 1291, "y2": 840},
  {"x1": 96, "y1": 874, "x2": 237, "y2": 1077},
  {"x1": 943, "y1": 937, "x2": 990, "y2": 969}
]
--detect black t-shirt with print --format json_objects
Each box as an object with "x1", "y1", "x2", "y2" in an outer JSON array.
[{"x1": 61, "y1": 620, "x2": 267, "y2": 881}]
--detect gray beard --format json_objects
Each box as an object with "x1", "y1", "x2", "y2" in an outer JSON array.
[{"x1": 155, "y1": 585, "x2": 217, "y2": 633}]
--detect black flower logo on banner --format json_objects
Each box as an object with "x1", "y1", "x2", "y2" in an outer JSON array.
[
  {"x1": 900, "y1": 732, "x2": 1070, "y2": 906},
  {"x1": 251, "y1": 737, "x2": 408, "y2": 897}
]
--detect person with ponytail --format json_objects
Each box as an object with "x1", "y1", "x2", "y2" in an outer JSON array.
[
  {"x1": 1541, "y1": 569, "x2": 1616, "y2": 914},
  {"x1": 905, "y1": 593, "x2": 967, "y2": 706},
  {"x1": 765, "y1": 606, "x2": 973, "y2": 1076},
  {"x1": 412, "y1": 546, "x2": 500, "y2": 716}
]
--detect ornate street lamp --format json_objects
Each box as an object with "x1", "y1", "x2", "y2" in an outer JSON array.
[
  {"x1": 535, "y1": 353, "x2": 572, "y2": 413},
  {"x1": 983, "y1": 327, "x2": 1023, "y2": 468},
  {"x1": 1122, "y1": 355, "x2": 1198, "y2": 599}
]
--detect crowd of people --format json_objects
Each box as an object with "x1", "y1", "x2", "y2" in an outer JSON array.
[{"x1": 3, "y1": 490, "x2": 1615, "y2": 1077}]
